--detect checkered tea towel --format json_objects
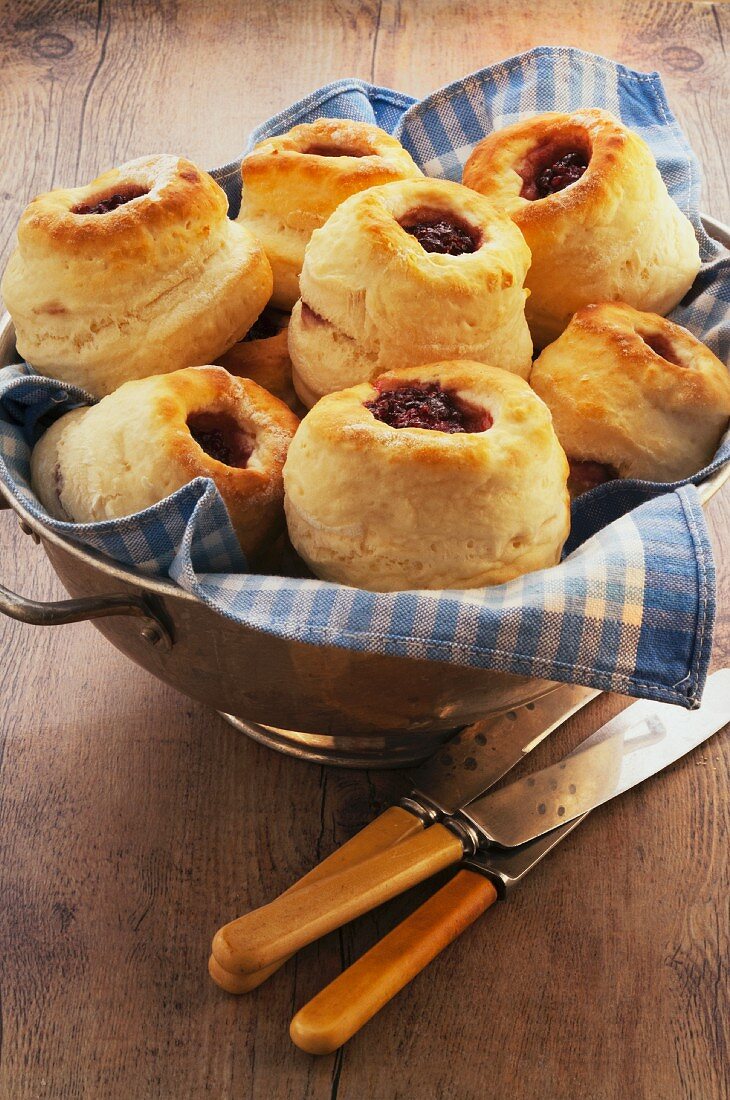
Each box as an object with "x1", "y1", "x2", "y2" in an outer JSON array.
[{"x1": 0, "y1": 48, "x2": 727, "y2": 708}]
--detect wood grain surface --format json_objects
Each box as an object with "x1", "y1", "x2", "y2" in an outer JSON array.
[{"x1": 0, "y1": 2, "x2": 728, "y2": 1098}]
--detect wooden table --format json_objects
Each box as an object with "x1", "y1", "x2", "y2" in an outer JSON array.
[{"x1": 1, "y1": 3, "x2": 728, "y2": 1098}]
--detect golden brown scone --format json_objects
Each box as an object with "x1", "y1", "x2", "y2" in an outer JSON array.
[
  {"x1": 463, "y1": 110, "x2": 701, "y2": 348},
  {"x1": 215, "y1": 308, "x2": 304, "y2": 415},
  {"x1": 2, "y1": 155, "x2": 273, "y2": 397},
  {"x1": 288, "y1": 178, "x2": 533, "y2": 408},
  {"x1": 31, "y1": 366, "x2": 299, "y2": 560},
  {"x1": 530, "y1": 302, "x2": 730, "y2": 494},
  {"x1": 284, "y1": 361, "x2": 570, "y2": 591},
  {"x1": 238, "y1": 118, "x2": 423, "y2": 309}
]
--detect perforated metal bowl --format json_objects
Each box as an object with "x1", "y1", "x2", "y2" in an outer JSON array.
[{"x1": 1, "y1": 215, "x2": 728, "y2": 766}]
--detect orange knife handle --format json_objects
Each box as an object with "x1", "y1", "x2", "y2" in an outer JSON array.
[
  {"x1": 209, "y1": 805, "x2": 425, "y2": 993},
  {"x1": 212, "y1": 823, "x2": 465, "y2": 976},
  {"x1": 290, "y1": 869, "x2": 498, "y2": 1055}
]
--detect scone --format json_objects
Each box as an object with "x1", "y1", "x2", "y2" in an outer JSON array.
[
  {"x1": 284, "y1": 361, "x2": 570, "y2": 591},
  {"x1": 2, "y1": 155, "x2": 273, "y2": 397},
  {"x1": 216, "y1": 308, "x2": 304, "y2": 415},
  {"x1": 463, "y1": 109, "x2": 701, "y2": 348},
  {"x1": 530, "y1": 302, "x2": 730, "y2": 493},
  {"x1": 288, "y1": 178, "x2": 533, "y2": 408},
  {"x1": 31, "y1": 366, "x2": 299, "y2": 559},
  {"x1": 238, "y1": 118, "x2": 423, "y2": 309}
]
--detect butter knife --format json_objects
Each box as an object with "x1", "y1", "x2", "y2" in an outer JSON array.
[
  {"x1": 210, "y1": 682, "x2": 598, "y2": 990},
  {"x1": 289, "y1": 669, "x2": 730, "y2": 1052}
]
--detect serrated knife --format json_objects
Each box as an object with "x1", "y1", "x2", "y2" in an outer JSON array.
[
  {"x1": 289, "y1": 668, "x2": 730, "y2": 1054},
  {"x1": 210, "y1": 682, "x2": 598, "y2": 990},
  {"x1": 215, "y1": 670, "x2": 729, "y2": 982}
]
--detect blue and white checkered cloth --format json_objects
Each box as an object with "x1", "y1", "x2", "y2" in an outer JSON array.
[{"x1": 0, "y1": 48, "x2": 727, "y2": 708}]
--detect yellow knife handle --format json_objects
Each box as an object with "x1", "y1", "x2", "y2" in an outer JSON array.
[
  {"x1": 211, "y1": 823, "x2": 465, "y2": 976},
  {"x1": 209, "y1": 805, "x2": 425, "y2": 993},
  {"x1": 290, "y1": 869, "x2": 498, "y2": 1055}
]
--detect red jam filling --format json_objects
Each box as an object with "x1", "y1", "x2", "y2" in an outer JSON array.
[
  {"x1": 187, "y1": 413, "x2": 252, "y2": 468},
  {"x1": 72, "y1": 184, "x2": 149, "y2": 215},
  {"x1": 520, "y1": 147, "x2": 589, "y2": 200},
  {"x1": 365, "y1": 382, "x2": 492, "y2": 433},
  {"x1": 639, "y1": 331, "x2": 683, "y2": 366},
  {"x1": 304, "y1": 144, "x2": 369, "y2": 157},
  {"x1": 399, "y1": 208, "x2": 480, "y2": 255},
  {"x1": 244, "y1": 310, "x2": 285, "y2": 342},
  {"x1": 405, "y1": 220, "x2": 477, "y2": 255},
  {"x1": 568, "y1": 459, "x2": 619, "y2": 496}
]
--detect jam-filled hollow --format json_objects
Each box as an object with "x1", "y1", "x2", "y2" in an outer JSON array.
[
  {"x1": 519, "y1": 141, "x2": 591, "y2": 201},
  {"x1": 304, "y1": 144, "x2": 370, "y2": 158},
  {"x1": 73, "y1": 184, "x2": 150, "y2": 216},
  {"x1": 567, "y1": 458, "x2": 619, "y2": 496},
  {"x1": 398, "y1": 207, "x2": 481, "y2": 255},
  {"x1": 638, "y1": 330, "x2": 684, "y2": 366},
  {"x1": 365, "y1": 381, "x2": 492, "y2": 433},
  {"x1": 187, "y1": 412, "x2": 253, "y2": 468}
]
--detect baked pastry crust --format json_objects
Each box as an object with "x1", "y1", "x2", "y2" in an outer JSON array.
[
  {"x1": 463, "y1": 109, "x2": 701, "y2": 348},
  {"x1": 288, "y1": 178, "x2": 533, "y2": 408},
  {"x1": 215, "y1": 309, "x2": 304, "y2": 415},
  {"x1": 238, "y1": 118, "x2": 423, "y2": 310},
  {"x1": 530, "y1": 301, "x2": 730, "y2": 488},
  {"x1": 284, "y1": 360, "x2": 569, "y2": 591},
  {"x1": 2, "y1": 155, "x2": 273, "y2": 397},
  {"x1": 31, "y1": 366, "x2": 299, "y2": 559}
]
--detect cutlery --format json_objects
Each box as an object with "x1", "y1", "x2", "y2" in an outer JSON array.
[
  {"x1": 210, "y1": 683, "x2": 598, "y2": 989},
  {"x1": 289, "y1": 667, "x2": 730, "y2": 1053},
  {"x1": 213, "y1": 671, "x2": 729, "y2": 978}
]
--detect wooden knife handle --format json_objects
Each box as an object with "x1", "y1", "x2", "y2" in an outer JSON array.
[
  {"x1": 290, "y1": 869, "x2": 498, "y2": 1055},
  {"x1": 212, "y1": 822, "x2": 464, "y2": 976},
  {"x1": 209, "y1": 805, "x2": 424, "y2": 993}
]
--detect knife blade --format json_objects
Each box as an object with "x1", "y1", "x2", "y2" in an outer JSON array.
[
  {"x1": 218, "y1": 671, "x2": 729, "y2": 977},
  {"x1": 458, "y1": 668, "x2": 730, "y2": 848},
  {"x1": 289, "y1": 669, "x2": 730, "y2": 1054},
  {"x1": 211, "y1": 683, "x2": 598, "y2": 984},
  {"x1": 400, "y1": 681, "x2": 599, "y2": 820}
]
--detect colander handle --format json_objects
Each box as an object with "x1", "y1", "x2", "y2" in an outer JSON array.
[
  {"x1": 0, "y1": 582, "x2": 173, "y2": 650},
  {"x1": 0, "y1": 490, "x2": 172, "y2": 647}
]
